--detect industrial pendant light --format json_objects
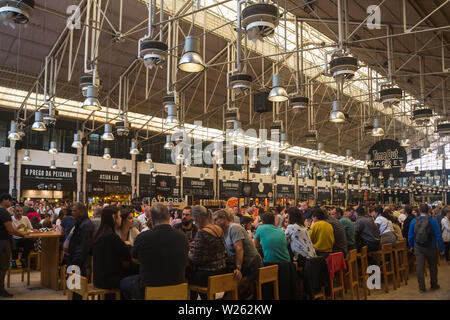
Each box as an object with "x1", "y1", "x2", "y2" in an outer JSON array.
[
  {"x1": 87, "y1": 163, "x2": 93, "y2": 172},
  {"x1": 329, "y1": 100, "x2": 346, "y2": 123},
  {"x1": 178, "y1": 36, "x2": 205, "y2": 73},
  {"x1": 23, "y1": 150, "x2": 31, "y2": 162},
  {"x1": 112, "y1": 159, "x2": 118, "y2": 169},
  {"x1": 130, "y1": 141, "x2": 140, "y2": 155},
  {"x1": 280, "y1": 133, "x2": 290, "y2": 148},
  {"x1": 102, "y1": 123, "x2": 114, "y2": 141},
  {"x1": 4, "y1": 155, "x2": 10, "y2": 165},
  {"x1": 163, "y1": 135, "x2": 174, "y2": 150},
  {"x1": 346, "y1": 149, "x2": 354, "y2": 161},
  {"x1": 82, "y1": 85, "x2": 101, "y2": 111},
  {"x1": 149, "y1": 162, "x2": 155, "y2": 173},
  {"x1": 400, "y1": 131, "x2": 411, "y2": 147},
  {"x1": 31, "y1": 111, "x2": 46, "y2": 131},
  {"x1": 371, "y1": 118, "x2": 384, "y2": 137},
  {"x1": 71, "y1": 133, "x2": 83, "y2": 149},
  {"x1": 102, "y1": 148, "x2": 111, "y2": 160},
  {"x1": 50, "y1": 160, "x2": 56, "y2": 170},
  {"x1": 48, "y1": 141, "x2": 58, "y2": 154},
  {"x1": 268, "y1": 74, "x2": 288, "y2": 102},
  {"x1": 145, "y1": 153, "x2": 153, "y2": 164},
  {"x1": 422, "y1": 139, "x2": 432, "y2": 154},
  {"x1": 204, "y1": 168, "x2": 209, "y2": 177},
  {"x1": 121, "y1": 167, "x2": 127, "y2": 175},
  {"x1": 217, "y1": 164, "x2": 223, "y2": 172},
  {"x1": 283, "y1": 155, "x2": 290, "y2": 167},
  {"x1": 72, "y1": 156, "x2": 79, "y2": 166},
  {"x1": 8, "y1": 122, "x2": 21, "y2": 140},
  {"x1": 317, "y1": 142, "x2": 324, "y2": 155}
]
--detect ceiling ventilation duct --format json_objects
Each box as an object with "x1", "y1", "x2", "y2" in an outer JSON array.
[
  {"x1": 436, "y1": 121, "x2": 450, "y2": 136},
  {"x1": 42, "y1": 101, "x2": 58, "y2": 125},
  {"x1": 115, "y1": 120, "x2": 130, "y2": 137},
  {"x1": 241, "y1": 3, "x2": 279, "y2": 42},
  {"x1": 139, "y1": 40, "x2": 168, "y2": 70},
  {"x1": 412, "y1": 104, "x2": 433, "y2": 125},
  {"x1": 0, "y1": 0, "x2": 34, "y2": 28},
  {"x1": 229, "y1": 73, "x2": 252, "y2": 96},
  {"x1": 290, "y1": 96, "x2": 309, "y2": 113},
  {"x1": 304, "y1": 132, "x2": 317, "y2": 146},
  {"x1": 80, "y1": 75, "x2": 102, "y2": 97},
  {"x1": 379, "y1": 86, "x2": 403, "y2": 108},
  {"x1": 328, "y1": 53, "x2": 359, "y2": 85}
]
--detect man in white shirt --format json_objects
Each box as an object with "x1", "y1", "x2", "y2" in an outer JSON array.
[
  {"x1": 370, "y1": 206, "x2": 396, "y2": 245},
  {"x1": 137, "y1": 204, "x2": 151, "y2": 231},
  {"x1": 11, "y1": 205, "x2": 34, "y2": 268}
]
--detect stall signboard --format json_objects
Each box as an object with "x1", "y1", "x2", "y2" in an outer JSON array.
[
  {"x1": 277, "y1": 184, "x2": 295, "y2": 199},
  {"x1": 87, "y1": 170, "x2": 131, "y2": 194},
  {"x1": 139, "y1": 174, "x2": 176, "y2": 197},
  {"x1": 183, "y1": 178, "x2": 214, "y2": 198},
  {"x1": 317, "y1": 187, "x2": 331, "y2": 200},
  {"x1": 219, "y1": 180, "x2": 240, "y2": 199},
  {"x1": 252, "y1": 182, "x2": 273, "y2": 199},
  {"x1": 21, "y1": 165, "x2": 76, "y2": 191},
  {"x1": 240, "y1": 182, "x2": 253, "y2": 198},
  {"x1": 368, "y1": 139, "x2": 407, "y2": 179}
]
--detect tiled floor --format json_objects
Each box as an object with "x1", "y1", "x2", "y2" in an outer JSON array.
[{"x1": 2, "y1": 259, "x2": 449, "y2": 300}]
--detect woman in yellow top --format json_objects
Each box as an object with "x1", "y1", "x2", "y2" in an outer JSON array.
[{"x1": 308, "y1": 208, "x2": 335, "y2": 258}]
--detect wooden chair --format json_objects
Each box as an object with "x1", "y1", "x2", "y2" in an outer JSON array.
[
  {"x1": 26, "y1": 251, "x2": 40, "y2": 286},
  {"x1": 393, "y1": 240, "x2": 408, "y2": 287},
  {"x1": 356, "y1": 246, "x2": 369, "y2": 300},
  {"x1": 312, "y1": 287, "x2": 326, "y2": 300},
  {"x1": 326, "y1": 252, "x2": 346, "y2": 300},
  {"x1": 369, "y1": 243, "x2": 396, "y2": 293},
  {"x1": 189, "y1": 273, "x2": 238, "y2": 300},
  {"x1": 253, "y1": 265, "x2": 279, "y2": 300},
  {"x1": 6, "y1": 265, "x2": 25, "y2": 288},
  {"x1": 67, "y1": 275, "x2": 121, "y2": 300},
  {"x1": 345, "y1": 249, "x2": 360, "y2": 300},
  {"x1": 145, "y1": 283, "x2": 189, "y2": 300}
]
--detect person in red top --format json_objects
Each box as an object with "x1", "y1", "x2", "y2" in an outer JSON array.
[{"x1": 26, "y1": 210, "x2": 41, "y2": 225}]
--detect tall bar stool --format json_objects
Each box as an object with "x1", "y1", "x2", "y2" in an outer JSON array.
[
  {"x1": 393, "y1": 240, "x2": 408, "y2": 287},
  {"x1": 369, "y1": 243, "x2": 396, "y2": 293},
  {"x1": 254, "y1": 265, "x2": 279, "y2": 300},
  {"x1": 326, "y1": 252, "x2": 347, "y2": 300},
  {"x1": 356, "y1": 246, "x2": 369, "y2": 300},
  {"x1": 345, "y1": 249, "x2": 360, "y2": 300}
]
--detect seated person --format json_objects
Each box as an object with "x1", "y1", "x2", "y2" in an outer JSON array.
[
  {"x1": 40, "y1": 214, "x2": 53, "y2": 229},
  {"x1": 354, "y1": 207, "x2": 380, "y2": 252},
  {"x1": 116, "y1": 208, "x2": 140, "y2": 246},
  {"x1": 326, "y1": 209, "x2": 348, "y2": 257},
  {"x1": 254, "y1": 212, "x2": 290, "y2": 264},
  {"x1": 187, "y1": 206, "x2": 227, "y2": 300},
  {"x1": 240, "y1": 215, "x2": 254, "y2": 238},
  {"x1": 120, "y1": 204, "x2": 189, "y2": 300},
  {"x1": 92, "y1": 206, "x2": 131, "y2": 290},
  {"x1": 331, "y1": 207, "x2": 355, "y2": 251},
  {"x1": 308, "y1": 208, "x2": 334, "y2": 258},
  {"x1": 285, "y1": 207, "x2": 316, "y2": 266},
  {"x1": 11, "y1": 205, "x2": 34, "y2": 268},
  {"x1": 173, "y1": 206, "x2": 197, "y2": 248}
]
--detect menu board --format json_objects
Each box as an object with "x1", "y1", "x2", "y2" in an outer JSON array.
[
  {"x1": 317, "y1": 187, "x2": 331, "y2": 201},
  {"x1": 252, "y1": 182, "x2": 273, "y2": 199},
  {"x1": 183, "y1": 178, "x2": 213, "y2": 198},
  {"x1": 87, "y1": 170, "x2": 131, "y2": 195},
  {"x1": 276, "y1": 184, "x2": 295, "y2": 199},
  {"x1": 21, "y1": 165, "x2": 76, "y2": 191},
  {"x1": 139, "y1": 174, "x2": 176, "y2": 197},
  {"x1": 219, "y1": 180, "x2": 240, "y2": 199}
]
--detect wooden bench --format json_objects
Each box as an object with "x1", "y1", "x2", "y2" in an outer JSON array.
[
  {"x1": 145, "y1": 283, "x2": 189, "y2": 300},
  {"x1": 189, "y1": 273, "x2": 238, "y2": 300},
  {"x1": 67, "y1": 275, "x2": 120, "y2": 300}
]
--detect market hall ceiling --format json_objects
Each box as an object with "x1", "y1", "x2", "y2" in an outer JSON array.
[{"x1": 0, "y1": 0, "x2": 448, "y2": 161}]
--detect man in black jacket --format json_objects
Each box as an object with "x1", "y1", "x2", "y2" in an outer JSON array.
[
  {"x1": 402, "y1": 206, "x2": 415, "y2": 244},
  {"x1": 67, "y1": 202, "x2": 94, "y2": 280}
]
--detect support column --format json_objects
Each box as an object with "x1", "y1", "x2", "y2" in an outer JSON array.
[
  {"x1": 76, "y1": 130, "x2": 84, "y2": 202},
  {"x1": 8, "y1": 140, "x2": 18, "y2": 199},
  {"x1": 344, "y1": 171, "x2": 349, "y2": 208},
  {"x1": 131, "y1": 154, "x2": 137, "y2": 199},
  {"x1": 294, "y1": 162, "x2": 299, "y2": 206},
  {"x1": 313, "y1": 167, "x2": 318, "y2": 205}
]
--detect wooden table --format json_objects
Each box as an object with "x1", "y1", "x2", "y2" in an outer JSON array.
[{"x1": 24, "y1": 231, "x2": 62, "y2": 290}]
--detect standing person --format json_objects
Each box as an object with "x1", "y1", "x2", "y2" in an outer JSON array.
[
  {"x1": 11, "y1": 205, "x2": 34, "y2": 268},
  {"x1": 137, "y1": 204, "x2": 151, "y2": 231},
  {"x1": 120, "y1": 204, "x2": 189, "y2": 300},
  {"x1": 331, "y1": 207, "x2": 355, "y2": 251},
  {"x1": 300, "y1": 202, "x2": 312, "y2": 226},
  {"x1": 402, "y1": 206, "x2": 415, "y2": 242},
  {"x1": 0, "y1": 194, "x2": 30, "y2": 297},
  {"x1": 254, "y1": 212, "x2": 291, "y2": 264},
  {"x1": 91, "y1": 205, "x2": 102, "y2": 232},
  {"x1": 441, "y1": 208, "x2": 450, "y2": 265},
  {"x1": 60, "y1": 208, "x2": 76, "y2": 240},
  {"x1": 187, "y1": 206, "x2": 227, "y2": 300},
  {"x1": 92, "y1": 206, "x2": 130, "y2": 290},
  {"x1": 65, "y1": 202, "x2": 95, "y2": 291},
  {"x1": 308, "y1": 208, "x2": 334, "y2": 258},
  {"x1": 173, "y1": 207, "x2": 198, "y2": 248},
  {"x1": 170, "y1": 209, "x2": 182, "y2": 227},
  {"x1": 408, "y1": 204, "x2": 445, "y2": 293}
]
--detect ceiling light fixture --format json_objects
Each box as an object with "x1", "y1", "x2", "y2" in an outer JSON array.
[
  {"x1": 23, "y1": 150, "x2": 31, "y2": 162},
  {"x1": 178, "y1": 36, "x2": 204, "y2": 73},
  {"x1": 329, "y1": 100, "x2": 346, "y2": 123},
  {"x1": 371, "y1": 118, "x2": 384, "y2": 137},
  {"x1": 102, "y1": 123, "x2": 114, "y2": 141},
  {"x1": 48, "y1": 141, "x2": 58, "y2": 154},
  {"x1": 82, "y1": 85, "x2": 101, "y2": 111},
  {"x1": 103, "y1": 148, "x2": 111, "y2": 160},
  {"x1": 31, "y1": 111, "x2": 46, "y2": 131},
  {"x1": 71, "y1": 133, "x2": 83, "y2": 149},
  {"x1": 164, "y1": 135, "x2": 174, "y2": 150},
  {"x1": 268, "y1": 74, "x2": 288, "y2": 102},
  {"x1": 7, "y1": 121, "x2": 21, "y2": 140}
]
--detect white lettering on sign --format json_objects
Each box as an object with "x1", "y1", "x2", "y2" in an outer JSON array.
[{"x1": 99, "y1": 174, "x2": 119, "y2": 181}]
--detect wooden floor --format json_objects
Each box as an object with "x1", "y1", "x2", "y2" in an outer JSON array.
[{"x1": 2, "y1": 259, "x2": 449, "y2": 300}]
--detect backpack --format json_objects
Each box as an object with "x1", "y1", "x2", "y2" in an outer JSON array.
[{"x1": 414, "y1": 217, "x2": 432, "y2": 247}]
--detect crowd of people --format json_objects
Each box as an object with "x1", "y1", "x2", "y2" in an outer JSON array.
[{"x1": 0, "y1": 193, "x2": 449, "y2": 299}]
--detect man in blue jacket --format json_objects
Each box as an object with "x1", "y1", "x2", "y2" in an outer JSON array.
[{"x1": 408, "y1": 204, "x2": 444, "y2": 293}]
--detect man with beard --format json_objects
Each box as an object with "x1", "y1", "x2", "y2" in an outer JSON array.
[{"x1": 173, "y1": 207, "x2": 198, "y2": 248}]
